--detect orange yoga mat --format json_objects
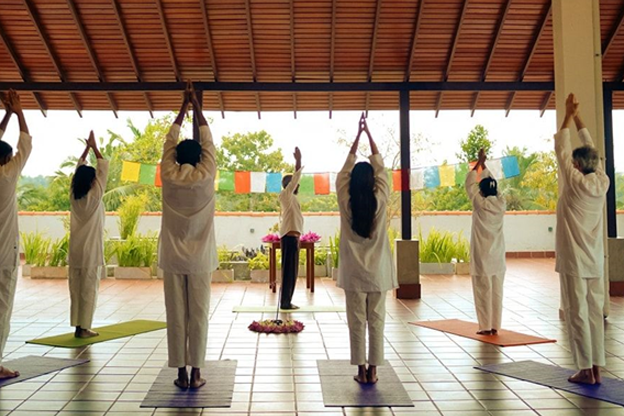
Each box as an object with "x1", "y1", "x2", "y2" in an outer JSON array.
[{"x1": 410, "y1": 319, "x2": 556, "y2": 347}]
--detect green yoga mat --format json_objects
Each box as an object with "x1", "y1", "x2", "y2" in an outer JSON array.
[
  {"x1": 26, "y1": 320, "x2": 167, "y2": 348},
  {"x1": 232, "y1": 305, "x2": 345, "y2": 313}
]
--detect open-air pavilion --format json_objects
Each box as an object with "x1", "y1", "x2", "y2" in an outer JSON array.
[{"x1": 2, "y1": 0, "x2": 624, "y2": 414}]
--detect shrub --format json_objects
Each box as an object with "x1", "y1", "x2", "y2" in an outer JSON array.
[
  {"x1": 116, "y1": 233, "x2": 157, "y2": 267},
  {"x1": 248, "y1": 252, "x2": 269, "y2": 270},
  {"x1": 21, "y1": 232, "x2": 50, "y2": 265},
  {"x1": 117, "y1": 194, "x2": 147, "y2": 239},
  {"x1": 48, "y1": 234, "x2": 69, "y2": 267},
  {"x1": 329, "y1": 234, "x2": 340, "y2": 268},
  {"x1": 314, "y1": 249, "x2": 327, "y2": 266},
  {"x1": 418, "y1": 227, "x2": 470, "y2": 264}
]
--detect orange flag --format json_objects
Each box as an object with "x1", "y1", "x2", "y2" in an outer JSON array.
[
  {"x1": 155, "y1": 164, "x2": 162, "y2": 187},
  {"x1": 235, "y1": 171, "x2": 251, "y2": 194},
  {"x1": 314, "y1": 173, "x2": 330, "y2": 195}
]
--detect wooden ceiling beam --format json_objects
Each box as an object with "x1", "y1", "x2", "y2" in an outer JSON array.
[
  {"x1": 111, "y1": 0, "x2": 154, "y2": 118},
  {"x1": 539, "y1": 91, "x2": 553, "y2": 117},
  {"x1": 0, "y1": 21, "x2": 47, "y2": 116},
  {"x1": 471, "y1": 0, "x2": 512, "y2": 117},
  {"x1": 404, "y1": 0, "x2": 426, "y2": 82},
  {"x1": 365, "y1": 0, "x2": 383, "y2": 116},
  {"x1": 244, "y1": 0, "x2": 261, "y2": 119},
  {"x1": 603, "y1": 7, "x2": 624, "y2": 59},
  {"x1": 155, "y1": 0, "x2": 181, "y2": 82},
  {"x1": 435, "y1": 0, "x2": 469, "y2": 117},
  {"x1": 329, "y1": 0, "x2": 337, "y2": 118},
  {"x1": 505, "y1": 4, "x2": 551, "y2": 116},
  {"x1": 66, "y1": 0, "x2": 118, "y2": 118},
  {"x1": 290, "y1": 0, "x2": 296, "y2": 119},
  {"x1": 199, "y1": 0, "x2": 225, "y2": 118},
  {"x1": 22, "y1": 0, "x2": 82, "y2": 117}
]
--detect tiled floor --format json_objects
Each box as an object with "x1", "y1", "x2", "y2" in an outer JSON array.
[{"x1": 2, "y1": 258, "x2": 624, "y2": 415}]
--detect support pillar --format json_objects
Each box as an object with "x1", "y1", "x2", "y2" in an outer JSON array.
[{"x1": 552, "y1": 0, "x2": 610, "y2": 316}]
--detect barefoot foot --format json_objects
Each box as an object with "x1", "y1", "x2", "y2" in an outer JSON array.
[
  {"x1": 367, "y1": 365, "x2": 378, "y2": 384},
  {"x1": 491, "y1": 329, "x2": 498, "y2": 335},
  {"x1": 190, "y1": 368, "x2": 206, "y2": 389},
  {"x1": 568, "y1": 369, "x2": 595, "y2": 385},
  {"x1": 476, "y1": 330, "x2": 492, "y2": 336},
  {"x1": 353, "y1": 365, "x2": 367, "y2": 384},
  {"x1": 592, "y1": 365, "x2": 602, "y2": 384},
  {"x1": 75, "y1": 327, "x2": 99, "y2": 339},
  {"x1": 0, "y1": 366, "x2": 19, "y2": 380},
  {"x1": 174, "y1": 367, "x2": 189, "y2": 389}
]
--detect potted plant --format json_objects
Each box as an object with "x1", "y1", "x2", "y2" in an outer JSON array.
[
  {"x1": 418, "y1": 228, "x2": 458, "y2": 275},
  {"x1": 20, "y1": 231, "x2": 49, "y2": 277},
  {"x1": 218, "y1": 246, "x2": 249, "y2": 280},
  {"x1": 249, "y1": 251, "x2": 269, "y2": 283},
  {"x1": 454, "y1": 234, "x2": 471, "y2": 275},
  {"x1": 212, "y1": 246, "x2": 234, "y2": 283},
  {"x1": 117, "y1": 194, "x2": 147, "y2": 239},
  {"x1": 314, "y1": 248, "x2": 328, "y2": 277},
  {"x1": 329, "y1": 234, "x2": 340, "y2": 280},
  {"x1": 113, "y1": 233, "x2": 156, "y2": 279},
  {"x1": 31, "y1": 234, "x2": 69, "y2": 279}
]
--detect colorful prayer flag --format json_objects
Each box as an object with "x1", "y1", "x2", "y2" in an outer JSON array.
[
  {"x1": 329, "y1": 172, "x2": 337, "y2": 193},
  {"x1": 139, "y1": 164, "x2": 157, "y2": 185},
  {"x1": 121, "y1": 161, "x2": 141, "y2": 182},
  {"x1": 410, "y1": 169, "x2": 424, "y2": 190},
  {"x1": 250, "y1": 172, "x2": 266, "y2": 193},
  {"x1": 218, "y1": 170, "x2": 235, "y2": 191},
  {"x1": 266, "y1": 172, "x2": 282, "y2": 193},
  {"x1": 299, "y1": 174, "x2": 314, "y2": 195},
  {"x1": 314, "y1": 173, "x2": 330, "y2": 195},
  {"x1": 439, "y1": 165, "x2": 455, "y2": 187},
  {"x1": 502, "y1": 156, "x2": 520, "y2": 178},
  {"x1": 235, "y1": 171, "x2": 251, "y2": 194},
  {"x1": 424, "y1": 166, "x2": 440, "y2": 188},
  {"x1": 488, "y1": 159, "x2": 504, "y2": 180},
  {"x1": 454, "y1": 163, "x2": 469, "y2": 186},
  {"x1": 392, "y1": 170, "x2": 402, "y2": 192},
  {"x1": 155, "y1": 164, "x2": 162, "y2": 187}
]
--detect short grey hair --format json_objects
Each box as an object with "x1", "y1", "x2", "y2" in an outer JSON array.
[{"x1": 572, "y1": 146, "x2": 599, "y2": 174}]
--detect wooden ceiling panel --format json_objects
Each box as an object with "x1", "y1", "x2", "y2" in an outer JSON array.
[{"x1": 293, "y1": 0, "x2": 331, "y2": 81}]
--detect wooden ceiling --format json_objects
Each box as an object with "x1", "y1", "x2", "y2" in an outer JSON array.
[{"x1": 1, "y1": 0, "x2": 624, "y2": 115}]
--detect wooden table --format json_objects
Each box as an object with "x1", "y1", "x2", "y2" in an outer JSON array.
[{"x1": 268, "y1": 241, "x2": 315, "y2": 293}]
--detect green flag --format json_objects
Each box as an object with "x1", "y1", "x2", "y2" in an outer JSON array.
[
  {"x1": 455, "y1": 163, "x2": 469, "y2": 186},
  {"x1": 299, "y1": 174, "x2": 314, "y2": 195},
  {"x1": 218, "y1": 171, "x2": 235, "y2": 191},
  {"x1": 139, "y1": 164, "x2": 157, "y2": 185}
]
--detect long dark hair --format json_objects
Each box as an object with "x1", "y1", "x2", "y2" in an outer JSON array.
[
  {"x1": 71, "y1": 165, "x2": 96, "y2": 200},
  {"x1": 349, "y1": 162, "x2": 377, "y2": 238}
]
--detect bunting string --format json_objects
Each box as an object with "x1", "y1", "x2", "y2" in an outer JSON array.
[{"x1": 120, "y1": 156, "x2": 520, "y2": 194}]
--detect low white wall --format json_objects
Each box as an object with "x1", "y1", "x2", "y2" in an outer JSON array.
[{"x1": 18, "y1": 211, "x2": 624, "y2": 252}]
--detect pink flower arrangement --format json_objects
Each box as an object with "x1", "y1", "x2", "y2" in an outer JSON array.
[
  {"x1": 300, "y1": 231, "x2": 321, "y2": 243},
  {"x1": 261, "y1": 233, "x2": 280, "y2": 243},
  {"x1": 248, "y1": 319, "x2": 305, "y2": 334}
]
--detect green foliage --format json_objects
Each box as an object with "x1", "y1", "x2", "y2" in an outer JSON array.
[
  {"x1": 217, "y1": 130, "x2": 291, "y2": 172},
  {"x1": 48, "y1": 234, "x2": 69, "y2": 267},
  {"x1": 418, "y1": 228, "x2": 470, "y2": 264},
  {"x1": 217, "y1": 245, "x2": 237, "y2": 268},
  {"x1": 104, "y1": 239, "x2": 117, "y2": 264},
  {"x1": 117, "y1": 194, "x2": 148, "y2": 239},
  {"x1": 617, "y1": 172, "x2": 624, "y2": 209},
  {"x1": 21, "y1": 232, "x2": 50, "y2": 265},
  {"x1": 314, "y1": 249, "x2": 327, "y2": 266},
  {"x1": 329, "y1": 234, "x2": 340, "y2": 268},
  {"x1": 387, "y1": 227, "x2": 400, "y2": 255},
  {"x1": 248, "y1": 251, "x2": 269, "y2": 270},
  {"x1": 457, "y1": 125, "x2": 494, "y2": 163},
  {"x1": 116, "y1": 233, "x2": 157, "y2": 267}
]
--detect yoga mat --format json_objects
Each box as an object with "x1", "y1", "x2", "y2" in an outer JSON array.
[
  {"x1": 232, "y1": 305, "x2": 345, "y2": 313},
  {"x1": 141, "y1": 360, "x2": 237, "y2": 408},
  {"x1": 26, "y1": 320, "x2": 167, "y2": 348},
  {"x1": 0, "y1": 356, "x2": 89, "y2": 388},
  {"x1": 410, "y1": 319, "x2": 556, "y2": 347},
  {"x1": 317, "y1": 360, "x2": 413, "y2": 407},
  {"x1": 477, "y1": 361, "x2": 624, "y2": 406}
]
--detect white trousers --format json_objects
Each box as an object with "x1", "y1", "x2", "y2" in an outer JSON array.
[
  {"x1": 344, "y1": 291, "x2": 386, "y2": 366},
  {"x1": 68, "y1": 267, "x2": 101, "y2": 329},
  {"x1": 164, "y1": 272, "x2": 211, "y2": 368},
  {"x1": 560, "y1": 274, "x2": 605, "y2": 370},
  {"x1": 0, "y1": 268, "x2": 17, "y2": 359},
  {"x1": 471, "y1": 274, "x2": 504, "y2": 332}
]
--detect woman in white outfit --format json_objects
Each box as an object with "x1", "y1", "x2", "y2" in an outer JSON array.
[
  {"x1": 555, "y1": 93, "x2": 609, "y2": 385},
  {"x1": 465, "y1": 149, "x2": 506, "y2": 335},
  {"x1": 68, "y1": 131, "x2": 109, "y2": 338},
  {"x1": 336, "y1": 115, "x2": 397, "y2": 384}
]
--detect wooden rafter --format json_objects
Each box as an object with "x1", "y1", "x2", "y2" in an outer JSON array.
[
  {"x1": 244, "y1": 0, "x2": 261, "y2": 119},
  {"x1": 66, "y1": 0, "x2": 118, "y2": 118},
  {"x1": 505, "y1": 4, "x2": 551, "y2": 116},
  {"x1": 111, "y1": 0, "x2": 154, "y2": 118},
  {"x1": 329, "y1": 0, "x2": 337, "y2": 118},
  {"x1": 365, "y1": 0, "x2": 384, "y2": 116},
  {"x1": 198, "y1": 0, "x2": 225, "y2": 118},
  {"x1": 404, "y1": 0, "x2": 425, "y2": 82},
  {"x1": 290, "y1": 0, "x2": 297, "y2": 118},
  {"x1": 435, "y1": 0, "x2": 469, "y2": 117},
  {"x1": 471, "y1": 0, "x2": 512, "y2": 116},
  {"x1": 155, "y1": 0, "x2": 181, "y2": 81},
  {"x1": 603, "y1": 7, "x2": 624, "y2": 58},
  {"x1": 539, "y1": 91, "x2": 553, "y2": 117},
  {"x1": 0, "y1": 21, "x2": 47, "y2": 116},
  {"x1": 22, "y1": 0, "x2": 82, "y2": 117}
]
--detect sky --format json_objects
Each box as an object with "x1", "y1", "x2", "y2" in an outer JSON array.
[{"x1": 2, "y1": 107, "x2": 623, "y2": 177}]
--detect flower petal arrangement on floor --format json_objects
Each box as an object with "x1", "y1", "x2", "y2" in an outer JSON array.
[{"x1": 248, "y1": 319, "x2": 305, "y2": 334}]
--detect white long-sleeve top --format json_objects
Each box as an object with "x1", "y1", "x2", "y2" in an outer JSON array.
[
  {"x1": 336, "y1": 153, "x2": 397, "y2": 292},
  {"x1": 279, "y1": 167, "x2": 303, "y2": 237},
  {"x1": 158, "y1": 124, "x2": 218, "y2": 274},
  {"x1": 0, "y1": 129, "x2": 32, "y2": 269},
  {"x1": 555, "y1": 127, "x2": 609, "y2": 278},
  {"x1": 465, "y1": 168, "x2": 506, "y2": 277},
  {"x1": 68, "y1": 158, "x2": 109, "y2": 268}
]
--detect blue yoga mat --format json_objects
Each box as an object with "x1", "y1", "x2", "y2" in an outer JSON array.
[{"x1": 476, "y1": 360, "x2": 624, "y2": 406}]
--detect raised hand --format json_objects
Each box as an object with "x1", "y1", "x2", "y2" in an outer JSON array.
[
  {"x1": 8, "y1": 90, "x2": 22, "y2": 114},
  {"x1": 0, "y1": 93, "x2": 10, "y2": 112},
  {"x1": 87, "y1": 130, "x2": 96, "y2": 148},
  {"x1": 294, "y1": 147, "x2": 302, "y2": 161},
  {"x1": 566, "y1": 93, "x2": 579, "y2": 118}
]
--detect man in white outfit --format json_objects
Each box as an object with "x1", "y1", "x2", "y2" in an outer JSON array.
[
  {"x1": 0, "y1": 90, "x2": 31, "y2": 379},
  {"x1": 159, "y1": 83, "x2": 217, "y2": 389},
  {"x1": 555, "y1": 93, "x2": 609, "y2": 385},
  {"x1": 465, "y1": 149, "x2": 506, "y2": 335},
  {"x1": 68, "y1": 131, "x2": 109, "y2": 338}
]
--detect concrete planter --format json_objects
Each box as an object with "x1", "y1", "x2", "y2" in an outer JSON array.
[
  {"x1": 250, "y1": 269, "x2": 270, "y2": 283},
  {"x1": 455, "y1": 262, "x2": 471, "y2": 275},
  {"x1": 22, "y1": 264, "x2": 31, "y2": 277},
  {"x1": 220, "y1": 261, "x2": 249, "y2": 281},
  {"x1": 420, "y1": 262, "x2": 455, "y2": 275},
  {"x1": 106, "y1": 265, "x2": 115, "y2": 278},
  {"x1": 332, "y1": 267, "x2": 339, "y2": 281},
  {"x1": 31, "y1": 266, "x2": 68, "y2": 279},
  {"x1": 212, "y1": 269, "x2": 234, "y2": 283},
  {"x1": 315, "y1": 264, "x2": 328, "y2": 277},
  {"x1": 114, "y1": 267, "x2": 152, "y2": 280}
]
